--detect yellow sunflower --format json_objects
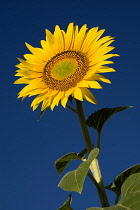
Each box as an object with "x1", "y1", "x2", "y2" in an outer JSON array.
[{"x1": 14, "y1": 23, "x2": 119, "y2": 111}]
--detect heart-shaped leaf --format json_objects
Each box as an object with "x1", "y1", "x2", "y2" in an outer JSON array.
[
  {"x1": 86, "y1": 173, "x2": 140, "y2": 210},
  {"x1": 58, "y1": 148, "x2": 99, "y2": 194},
  {"x1": 105, "y1": 164, "x2": 140, "y2": 197},
  {"x1": 55, "y1": 148, "x2": 87, "y2": 175},
  {"x1": 55, "y1": 153, "x2": 81, "y2": 175},
  {"x1": 86, "y1": 106, "x2": 132, "y2": 134},
  {"x1": 121, "y1": 173, "x2": 140, "y2": 197}
]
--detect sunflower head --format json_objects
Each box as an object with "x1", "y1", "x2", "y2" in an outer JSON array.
[{"x1": 14, "y1": 23, "x2": 119, "y2": 111}]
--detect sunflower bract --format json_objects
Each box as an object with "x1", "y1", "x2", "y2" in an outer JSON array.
[{"x1": 14, "y1": 23, "x2": 119, "y2": 111}]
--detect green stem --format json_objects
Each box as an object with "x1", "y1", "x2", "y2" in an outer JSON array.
[
  {"x1": 75, "y1": 99, "x2": 109, "y2": 207},
  {"x1": 87, "y1": 172, "x2": 108, "y2": 208},
  {"x1": 75, "y1": 100, "x2": 93, "y2": 154},
  {"x1": 66, "y1": 104, "x2": 77, "y2": 113},
  {"x1": 114, "y1": 193, "x2": 120, "y2": 205},
  {"x1": 97, "y1": 131, "x2": 101, "y2": 149},
  {"x1": 90, "y1": 158, "x2": 109, "y2": 207}
]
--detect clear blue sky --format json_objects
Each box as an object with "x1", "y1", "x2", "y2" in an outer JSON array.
[{"x1": 1, "y1": 0, "x2": 140, "y2": 209}]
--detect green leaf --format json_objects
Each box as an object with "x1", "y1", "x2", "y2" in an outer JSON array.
[
  {"x1": 87, "y1": 207, "x2": 124, "y2": 209},
  {"x1": 55, "y1": 149, "x2": 87, "y2": 175},
  {"x1": 57, "y1": 194, "x2": 74, "y2": 210},
  {"x1": 86, "y1": 174, "x2": 140, "y2": 210},
  {"x1": 87, "y1": 208, "x2": 103, "y2": 210},
  {"x1": 119, "y1": 192, "x2": 140, "y2": 210},
  {"x1": 105, "y1": 164, "x2": 140, "y2": 196},
  {"x1": 121, "y1": 173, "x2": 140, "y2": 197},
  {"x1": 58, "y1": 148, "x2": 99, "y2": 194},
  {"x1": 86, "y1": 106, "x2": 132, "y2": 134}
]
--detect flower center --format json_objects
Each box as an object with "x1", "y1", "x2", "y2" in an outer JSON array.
[
  {"x1": 43, "y1": 51, "x2": 89, "y2": 91},
  {"x1": 51, "y1": 58, "x2": 78, "y2": 80}
]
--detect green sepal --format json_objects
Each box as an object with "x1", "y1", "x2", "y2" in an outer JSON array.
[
  {"x1": 86, "y1": 173, "x2": 140, "y2": 210},
  {"x1": 57, "y1": 194, "x2": 74, "y2": 210},
  {"x1": 105, "y1": 163, "x2": 140, "y2": 197},
  {"x1": 38, "y1": 108, "x2": 47, "y2": 120},
  {"x1": 58, "y1": 148, "x2": 99, "y2": 194},
  {"x1": 86, "y1": 106, "x2": 132, "y2": 134}
]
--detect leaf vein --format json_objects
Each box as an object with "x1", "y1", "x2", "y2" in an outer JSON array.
[{"x1": 117, "y1": 204, "x2": 131, "y2": 210}]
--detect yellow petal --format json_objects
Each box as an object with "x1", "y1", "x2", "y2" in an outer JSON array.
[
  {"x1": 45, "y1": 29, "x2": 55, "y2": 46},
  {"x1": 31, "y1": 92, "x2": 49, "y2": 108},
  {"x1": 41, "y1": 98, "x2": 51, "y2": 111},
  {"x1": 93, "y1": 29, "x2": 105, "y2": 42},
  {"x1": 40, "y1": 40, "x2": 54, "y2": 58},
  {"x1": 73, "y1": 88, "x2": 83, "y2": 101},
  {"x1": 64, "y1": 87, "x2": 75, "y2": 97},
  {"x1": 81, "y1": 27, "x2": 99, "y2": 52},
  {"x1": 90, "y1": 41, "x2": 115, "y2": 56},
  {"x1": 24, "y1": 54, "x2": 46, "y2": 65},
  {"x1": 96, "y1": 66, "x2": 116, "y2": 73},
  {"x1": 97, "y1": 46, "x2": 115, "y2": 55},
  {"x1": 54, "y1": 25, "x2": 65, "y2": 52},
  {"x1": 50, "y1": 91, "x2": 64, "y2": 110},
  {"x1": 15, "y1": 69, "x2": 42, "y2": 78},
  {"x1": 87, "y1": 36, "x2": 114, "y2": 57},
  {"x1": 74, "y1": 24, "x2": 88, "y2": 50},
  {"x1": 28, "y1": 88, "x2": 47, "y2": 97},
  {"x1": 64, "y1": 23, "x2": 74, "y2": 51},
  {"x1": 17, "y1": 83, "x2": 47, "y2": 98},
  {"x1": 90, "y1": 74, "x2": 111, "y2": 84},
  {"x1": 61, "y1": 96, "x2": 68, "y2": 108},
  {"x1": 14, "y1": 77, "x2": 31, "y2": 84},
  {"x1": 89, "y1": 54, "x2": 119, "y2": 66},
  {"x1": 31, "y1": 102, "x2": 40, "y2": 111},
  {"x1": 82, "y1": 88, "x2": 97, "y2": 104},
  {"x1": 87, "y1": 81, "x2": 102, "y2": 89},
  {"x1": 46, "y1": 29, "x2": 59, "y2": 54},
  {"x1": 77, "y1": 80, "x2": 90, "y2": 87},
  {"x1": 15, "y1": 62, "x2": 28, "y2": 69},
  {"x1": 86, "y1": 29, "x2": 106, "y2": 56},
  {"x1": 74, "y1": 25, "x2": 79, "y2": 37},
  {"x1": 78, "y1": 80, "x2": 102, "y2": 89},
  {"x1": 17, "y1": 58, "x2": 43, "y2": 72},
  {"x1": 97, "y1": 36, "x2": 114, "y2": 45},
  {"x1": 84, "y1": 64, "x2": 101, "y2": 79},
  {"x1": 97, "y1": 60, "x2": 114, "y2": 65},
  {"x1": 25, "y1": 43, "x2": 48, "y2": 61}
]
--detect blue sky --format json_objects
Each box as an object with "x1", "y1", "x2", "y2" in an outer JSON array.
[{"x1": 1, "y1": 0, "x2": 140, "y2": 209}]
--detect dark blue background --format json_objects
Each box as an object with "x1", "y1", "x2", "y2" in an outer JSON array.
[{"x1": 1, "y1": 0, "x2": 140, "y2": 209}]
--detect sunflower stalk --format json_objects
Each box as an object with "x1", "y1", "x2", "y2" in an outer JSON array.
[
  {"x1": 87, "y1": 172, "x2": 109, "y2": 208},
  {"x1": 75, "y1": 99, "x2": 109, "y2": 207}
]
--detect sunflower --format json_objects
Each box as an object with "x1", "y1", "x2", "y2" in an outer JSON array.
[{"x1": 14, "y1": 23, "x2": 118, "y2": 111}]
